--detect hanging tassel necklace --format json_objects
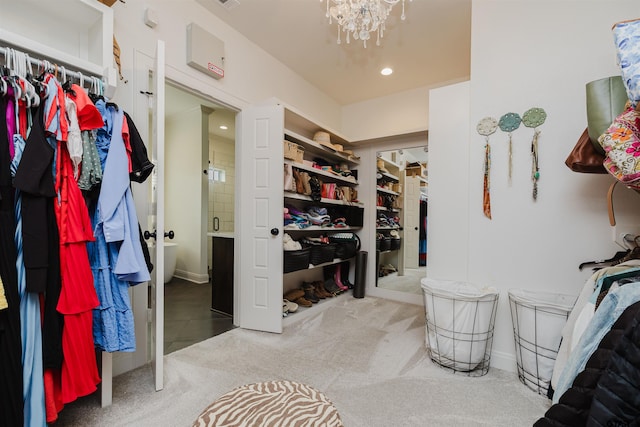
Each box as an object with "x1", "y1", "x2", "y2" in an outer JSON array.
[
  {"x1": 477, "y1": 117, "x2": 498, "y2": 219},
  {"x1": 498, "y1": 112, "x2": 522, "y2": 185},
  {"x1": 522, "y1": 107, "x2": 547, "y2": 201}
]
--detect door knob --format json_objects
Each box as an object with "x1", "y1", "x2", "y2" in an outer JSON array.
[
  {"x1": 165, "y1": 230, "x2": 175, "y2": 239},
  {"x1": 414, "y1": 227, "x2": 418, "y2": 231},
  {"x1": 270, "y1": 228, "x2": 279, "y2": 236}
]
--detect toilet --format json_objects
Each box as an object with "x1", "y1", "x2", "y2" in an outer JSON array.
[{"x1": 148, "y1": 242, "x2": 178, "y2": 284}]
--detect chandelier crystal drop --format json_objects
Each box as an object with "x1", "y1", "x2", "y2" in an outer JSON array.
[{"x1": 322, "y1": 0, "x2": 411, "y2": 48}]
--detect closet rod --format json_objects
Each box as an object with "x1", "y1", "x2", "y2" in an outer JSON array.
[{"x1": 0, "y1": 46, "x2": 104, "y2": 87}]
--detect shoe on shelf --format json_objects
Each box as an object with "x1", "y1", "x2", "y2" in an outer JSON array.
[
  {"x1": 301, "y1": 172, "x2": 312, "y2": 196},
  {"x1": 340, "y1": 262, "x2": 354, "y2": 289},
  {"x1": 284, "y1": 289, "x2": 305, "y2": 302},
  {"x1": 294, "y1": 296, "x2": 313, "y2": 307},
  {"x1": 323, "y1": 277, "x2": 342, "y2": 295},
  {"x1": 302, "y1": 283, "x2": 320, "y2": 303},
  {"x1": 283, "y1": 299, "x2": 299, "y2": 313},
  {"x1": 303, "y1": 282, "x2": 324, "y2": 300},
  {"x1": 334, "y1": 264, "x2": 348, "y2": 291},
  {"x1": 313, "y1": 281, "x2": 333, "y2": 298},
  {"x1": 293, "y1": 169, "x2": 305, "y2": 194}
]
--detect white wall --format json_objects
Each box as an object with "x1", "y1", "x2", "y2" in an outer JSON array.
[
  {"x1": 208, "y1": 134, "x2": 236, "y2": 234},
  {"x1": 342, "y1": 86, "x2": 431, "y2": 141},
  {"x1": 112, "y1": 0, "x2": 343, "y2": 131},
  {"x1": 428, "y1": 0, "x2": 640, "y2": 372},
  {"x1": 427, "y1": 82, "x2": 470, "y2": 282},
  {"x1": 166, "y1": 106, "x2": 209, "y2": 283}
]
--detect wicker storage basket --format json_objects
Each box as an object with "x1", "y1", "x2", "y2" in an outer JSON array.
[
  {"x1": 283, "y1": 140, "x2": 300, "y2": 161},
  {"x1": 283, "y1": 248, "x2": 310, "y2": 273}
]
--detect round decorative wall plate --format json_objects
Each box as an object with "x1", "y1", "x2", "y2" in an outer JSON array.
[
  {"x1": 522, "y1": 107, "x2": 547, "y2": 128},
  {"x1": 477, "y1": 117, "x2": 498, "y2": 136},
  {"x1": 498, "y1": 112, "x2": 522, "y2": 133}
]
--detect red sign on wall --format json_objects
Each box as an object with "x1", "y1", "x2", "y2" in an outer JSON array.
[{"x1": 208, "y1": 62, "x2": 224, "y2": 78}]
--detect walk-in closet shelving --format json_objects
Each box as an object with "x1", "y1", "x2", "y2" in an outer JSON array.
[
  {"x1": 376, "y1": 156, "x2": 404, "y2": 283},
  {"x1": 280, "y1": 107, "x2": 364, "y2": 324}
]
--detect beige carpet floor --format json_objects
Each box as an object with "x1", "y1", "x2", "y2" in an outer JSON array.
[{"x1": 55, "y1": 296, "x2": 551, "y2": 426}]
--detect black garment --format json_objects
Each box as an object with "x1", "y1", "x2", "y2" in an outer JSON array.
[
  {"x1": 14, "y1": 105, "x2": 55, "y2": 293},
  {"x1": 124, "y1": 112, "x2": 154, "y2": 183},
  {"x1": 534, "y1": 301, "x2": 640, "y2": 427},
  {"x1": 13, "y1": 105, "x2": 63, "y2": 370},
  {"x1": 587, "y1": 312, "x2": 640, "y2": 426},
  {"x1": 0, "y1": 95, "x2": 24, "y2": 427}
]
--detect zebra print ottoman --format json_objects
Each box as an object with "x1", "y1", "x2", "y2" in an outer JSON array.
[{"x1": 192, "y1": 380, "x2": 343, "y2": 427}]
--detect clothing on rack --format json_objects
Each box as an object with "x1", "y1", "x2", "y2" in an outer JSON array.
[
  {"x1": 0, "y1": 85, "x2": 24, "y2": 427},
  {"x1": 419, "y1": 199, "x2": 427, "y2": 266},
  {"x1": 540, "y1": 259, "x2": 640, "y2": 426},
  {"x1": 534, "y1": 300, "x2": 640, "y2": 427},
  {"x1": 0, "y1": 45, "x2": 154, "y2": 423},
  {"x1": 551, "y1": 260, "x2": 640, "y2": 391}
]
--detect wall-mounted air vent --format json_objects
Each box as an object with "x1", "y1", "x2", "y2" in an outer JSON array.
[{"x1": 218, "y1": 0, "x2": 240, "y2": 9}]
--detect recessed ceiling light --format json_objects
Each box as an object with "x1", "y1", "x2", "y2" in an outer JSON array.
[
  {"x1": 380, "y1": 67, "x2": 393, "y2": 76},
  {"x1": 219, "y1": 125, "x2": 228, "y2": 130}
]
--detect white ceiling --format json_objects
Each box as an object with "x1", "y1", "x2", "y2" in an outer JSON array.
[{"x1": 195, "y1": 0, "x2": 472, "y2": 106}]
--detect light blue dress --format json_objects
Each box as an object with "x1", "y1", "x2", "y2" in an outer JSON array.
[{"x1": 89, "y1": 105, "x2": 149, "y2": 352}]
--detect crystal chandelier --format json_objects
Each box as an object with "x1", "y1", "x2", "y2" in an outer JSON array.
[{"x1": 322, "y1": 0, "x2": 411, "y2": 48}]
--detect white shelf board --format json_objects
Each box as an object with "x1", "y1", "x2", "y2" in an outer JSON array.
[
  {"x1": 284, "y1": 159, "x2": 358, "y2": 185},
  {"x1": 284, "y1": 191, "x2": 364, "y2": 207}
]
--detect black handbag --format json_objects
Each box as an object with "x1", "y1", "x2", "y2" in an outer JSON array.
[{"x1": 328, "y1": 233, "x2": 361, "y2": 259}]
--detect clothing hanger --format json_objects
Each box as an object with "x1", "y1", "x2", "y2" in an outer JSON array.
[{"x1": 578, "y1": 250, "x2": 630, "y2": 271}]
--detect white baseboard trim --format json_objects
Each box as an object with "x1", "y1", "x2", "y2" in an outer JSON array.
[
  {"x1": 172, "y1": 269, "x2": 209, "y2": 284},
  {"x1": 490, "y1": 349, "x2": 517, "y2": 373}
]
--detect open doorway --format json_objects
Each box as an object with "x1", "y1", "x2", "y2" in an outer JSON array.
[
  {"x1": 159, "y1": 82, "x2": 237, "y2": 354},
  {"x1": 376, "y1": 146, "x2": 428, "y2": 295}
]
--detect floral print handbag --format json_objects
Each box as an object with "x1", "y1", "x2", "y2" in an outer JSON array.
[{"x1": 599, "y1": 104, "x2": 640, "y2": 188}]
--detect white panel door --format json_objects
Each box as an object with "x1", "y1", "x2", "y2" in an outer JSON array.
[
  {"x1": 150, "y1": 40, "x2": 166, "y2": 391},
  {"x1": 236, "y1": 104, "x2": 284, "y2": 333},
  {"x1": 404, "y1": 176, "x2": 421, "y2": 268}
]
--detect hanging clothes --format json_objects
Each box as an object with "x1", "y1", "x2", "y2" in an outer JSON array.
[
  {"x1": 44, "y1": 74, "x2": 101, "y2": 406},
  {"x1": 90, "y1": 102, "x2": 149, "y2": 352},
  {"x1": 0, "y1": 82, "x2": 24, "y2": 427},
  {"x1": 11, "y1": 122, "x2": 46, "y2": 427},
  {"x1": 419, "y1": 199, "x2": 427, "y2": 266}
]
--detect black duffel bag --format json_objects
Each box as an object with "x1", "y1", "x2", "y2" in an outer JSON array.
[{"x1": 329, "y1": 233, "x2": 361, "y2": 259}]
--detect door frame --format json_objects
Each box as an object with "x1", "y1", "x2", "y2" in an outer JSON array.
[
  {"x1": 114, "y1": 54, "x2": 244, "y2": 389},
  {"x1": 358, "y1": 134, "x2": 428, "y2": 305}
]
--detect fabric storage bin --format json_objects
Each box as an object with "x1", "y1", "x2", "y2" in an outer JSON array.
[
  {"x1": 306, "y1": 242, "x2": 336, "y2": 265},
  {"x1": 390, "y1": 237, "x2": 401, "y2": 250},
  {"x1": 329, "y1": 233, "x2": 360, "y2": 259},
  {"x1": 378, "y1": 236, "x2": 391, "y2": 251},
  {"x1": 421, "y1": 278, "x2": 499, "y2": 376},
  {"x1": 508, "y1": 289, "x2": 577, "y2": 396},
  {"x1": 283, "y1": 248, "x2": 310, "y2": 273}
]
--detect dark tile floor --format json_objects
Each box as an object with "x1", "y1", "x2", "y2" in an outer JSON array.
[{"x1": 164, "y1": 277, "x2": 235, "y2": 354}]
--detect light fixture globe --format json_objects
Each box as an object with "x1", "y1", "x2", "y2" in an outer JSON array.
[{"x1": 323, "y1": 0, "x2": 411, "y2": 48}]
